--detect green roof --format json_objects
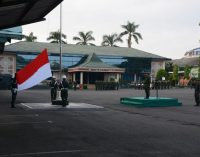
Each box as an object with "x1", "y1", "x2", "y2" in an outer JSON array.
[
  {"x1": 73, "y1": 53, "x2": 119, "y2": 69},
  {"x1": 68, "y1": 53, "x2": 125, "y2": 73},
  {"x1": 5, "y1": 41, "x2": 169, "y2": 60},
  {"x1": 172, "y1": 57, "x2": 199, "y2": 67}
]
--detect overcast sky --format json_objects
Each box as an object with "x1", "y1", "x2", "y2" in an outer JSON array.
[{"x1": 22, "y1": 0, "x2": 200, "y2": 59}]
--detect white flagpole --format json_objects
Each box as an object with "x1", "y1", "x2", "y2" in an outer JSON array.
[
  {"x1": 59, "y1": 3, "x2": 62, "y2": 81},
  {"x1": 57, "y1": 3, "x2": 63, "y2": 100}
]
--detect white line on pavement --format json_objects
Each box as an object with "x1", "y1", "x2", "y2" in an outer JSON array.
[
  {"x1": 0, "y1": 121, "x2": 53, "y2": 125},
  {"x1": 20, "y1": 103, "x2": 33, "y2": 109},
  {"x1": 0, "y1": 114, "x2": 39, "y2": 118},
  {"x1": 0, "y1": 149, "x2": 86, "y2": 157}
]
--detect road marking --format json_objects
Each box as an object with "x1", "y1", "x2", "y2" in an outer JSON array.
[
  {"x1": 21, "y1": 103, "x2": 33, "y2": 109},
  {"x1": 19, "y1": 102, "x2": 104, "y2": 110},
  {"x1": 0, "y1": 121, "x2": 53, "y2": 125},
  {"x1": 0, "y1": 114, "x2": 39, "y2": 118},
  {"x1": 0, "y1": 149, "x2": 86, "y2": 157}
]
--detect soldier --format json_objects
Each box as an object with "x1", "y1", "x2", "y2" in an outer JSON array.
[
  {"x1": 116, "y1": 81, "x2": 119, "y2": 90},
  {"x1": 49, "y1": 76, "x2": 58, "y2": 101},
  {"x1": 11, "y1": 76, "x2": 18, "y2": 108},
  {"x1": 73, "y1": 80, "x2": 77, "y2": 91},
  {"x1": 194, "y1": 80, "x2": 200, "y2": 106},
  {"x1": 143, "y1": 73, "x2": 150, "y2": 99},
  {"x1": 60, "y1": 75, "x2": 69, "y2": 107}
]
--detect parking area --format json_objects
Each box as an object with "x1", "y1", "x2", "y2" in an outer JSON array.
[{"x1": 0, "y1": 88, "x2": 200, "y2": 157}]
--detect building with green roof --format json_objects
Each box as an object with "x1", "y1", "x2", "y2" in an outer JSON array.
[{"x1": 1, "y1": 41, "x2": 169, "y2": 87}]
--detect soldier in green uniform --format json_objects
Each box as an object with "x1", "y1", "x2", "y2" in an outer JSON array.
[
  {"x1": 60, "y1": 75, "x2": 69, "y2": 107},
  {"x1": 49, "y1": 76, "x2": 58, "y2": 101},
  {"x1": 11, "y1": 76, "x2": 18, "y2": 108},
  {"x1": 73, "y1": 80, "x2": 77, "y2": 91},
  {"x1": 143, "y1": 73, "x2": 150, "y2": 99},
  {"x1": 194, "y1": 80, "x2": 200, "y2": 106}
]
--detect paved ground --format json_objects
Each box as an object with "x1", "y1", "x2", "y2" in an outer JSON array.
[{"x1": 0, "y1": 88, "x2": 200, "y2": 157}]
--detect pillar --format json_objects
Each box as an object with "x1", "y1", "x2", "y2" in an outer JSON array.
[
  {"x1": 134, "y1": 73, "x2": 137, "y2": 82},
  {"x1": 80, "y1": 72, "x2": 83, "y2": 84},
  {"x1": 73, "y1": 73, "x2": 76, "y2": 82},
  {"x1": 116, "y1": 73, "x2": 120, "y2": 82}
]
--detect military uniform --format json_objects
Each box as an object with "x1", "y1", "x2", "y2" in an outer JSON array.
[
  {"x1": 49, "y1": 77, "x2": 58, "y2": 101},
  {"x1": 73, "y1": 81, "x2": 77, "y2": 91},
  {"x1": 194, "y1": 81, "x2": 200, "y2": 106},
  {"x1": 11, "y1": 78, "x2": 18, "y2": 108},
  {"x1": 60, "y1": 77, "x2": 69, "y2": 107},
  {"x1": 144, "y1": 74, "x2": 150, "y2": 99}
]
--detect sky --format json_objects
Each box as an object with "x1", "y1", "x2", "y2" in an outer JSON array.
[{"x1": 21, "y1": 0, "x2": 200, "y2": 59}]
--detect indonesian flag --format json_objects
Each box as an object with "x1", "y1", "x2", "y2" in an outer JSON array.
[{"x1": 16, "y1": 49, "x2": 52, "y2": 91}]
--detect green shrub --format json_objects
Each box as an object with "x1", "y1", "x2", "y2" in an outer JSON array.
[
  {"x1": 83, "y1": 84, "x2": 87, "y2": 89},
  {"x1": 156, "y1": 69, "x2": 167, "y2": 80}
]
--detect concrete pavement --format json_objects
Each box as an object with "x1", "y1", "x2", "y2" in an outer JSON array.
[{"x1": 0, "y1": 88, "x2": 199, "y2": 157}]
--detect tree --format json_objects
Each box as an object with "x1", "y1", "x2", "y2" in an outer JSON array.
[
  {"x1": 23, "y1": 32, "x2": 37, "y2": 42},
  {"x1": 73, "y1": 31, "x2": 95, "y2": 46},
  {"x1": 47, "y1": 30, "x2": 67, "y2": 43},
  {"x1": 120, "y1": 21, "x2": 142, "y2": 48},
  {"x1": 156, "y1": 69, "x2": 167, "y2": 80},
  {"x1": 184, "y1": 65, "x2": 191, "y2": 79},
  {"x1": 173, "y1": 64, "x2": 179, "y2": 84},
  {"x1": 101, "y1": 33, "x2": 123, "y2": 47},
  {"x1": 165, "y1": 61, "x2": 173, "y2": 73}
]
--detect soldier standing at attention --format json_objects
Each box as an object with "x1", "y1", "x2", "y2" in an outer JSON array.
[
  {"x1": 194, "y1": 80, "x2": 200, "y2": 106},
  {"x1": 73, "y1": 80, "x2": 77, "y2": 91},
  {"x1": 11, "y1": 76, "x2": 18, "y2": 108},
  {"x1": 49, "y1": 76, "x2": 58, "y2": 101},
  {"x1": 144, "y1": 73, "x2": 150, "y2": 99},
  {"x1": 60, "y1": 75, "x2": 69, "y2": 107}
]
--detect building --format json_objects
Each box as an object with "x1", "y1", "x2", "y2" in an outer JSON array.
[
  {"x1": 0, "y1": 41, "x2": 169, "y2": 87},
  {"x1": 68, "y1": 53, "x2": 125, "y2": 85},
  {"x1": 184, "y1": 47, "x2": 200, "y2": 58},
  {"x1": 172, "y1": 47, "x2": 200, "y2": 78}
]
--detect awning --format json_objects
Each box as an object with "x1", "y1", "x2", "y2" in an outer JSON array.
[
  {"x1": 0, "y1": 27, "x2": 23, "y2": 42},
  {"x1": 0, "y1": 0, "x2": 63, "y2": 29}
]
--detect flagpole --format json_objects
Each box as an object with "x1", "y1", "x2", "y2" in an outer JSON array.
[{"x1": 59, "y1": 3, "x2": 62, "y2": 81}]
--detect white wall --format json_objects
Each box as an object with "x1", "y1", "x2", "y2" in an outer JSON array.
[
  {"x1": 151, "y1": 61, "x2": 165, "y2": 79},
  {"x1": 0, "y1": 52, "x2": 16, "y2": 76}
]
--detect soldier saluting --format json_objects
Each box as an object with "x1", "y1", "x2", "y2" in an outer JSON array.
[{"x1": 60, "y1": 75, "x2": 69, "y2": 107}]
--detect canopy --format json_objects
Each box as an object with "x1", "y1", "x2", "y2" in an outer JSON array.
[
  {"x1": 0, "y1": 0, "x2": 63, "y2": 29},
  {"x1": 0, "y1": 27, "x2": 23, "y2": 42}
]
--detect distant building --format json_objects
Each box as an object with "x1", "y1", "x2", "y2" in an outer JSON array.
[
  {"x1": 184, "y1": 47, "x2": 200, "y2": 58},
  {"x1": 0, "y1": 41, "x2": 169, "y2": 88},
  {"x1": 172, "y1": 47, "x2": 200, "y2": 78}
]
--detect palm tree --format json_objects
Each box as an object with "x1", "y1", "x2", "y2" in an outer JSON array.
[
  {"x1": 120, "y1": 21, "x2": 142, "y2": 48},
  {"x1": 47, "y1": 30, "x2": 67, "y2": 43},
  {"x1": 101, "y1": 33, "x2": 123, "y2": 47},
  {"x1": 23, "y1": 32, "x2": 37, "y2": 42},
  {"x1": 73, "y1": 31, "x2": 95, "y2": 46}
]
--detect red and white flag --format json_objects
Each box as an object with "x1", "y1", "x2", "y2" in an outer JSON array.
[{"x1": 16, "y1": 49, "x2": 52, "y2": 91}]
